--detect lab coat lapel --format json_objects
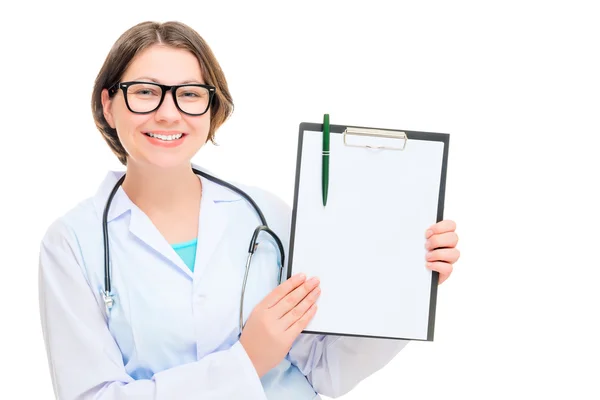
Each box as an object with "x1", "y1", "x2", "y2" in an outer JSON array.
[
  {"x1": 192, "y1": 175, "x2": 240, "y2": 281},
  {"x1": 93, "y1": 167, "x2": 241, "y2": 280},
  {"x1": 92, "y1": 169, "x2": 188, "y2": 275},
  {"x1": 128, "y1": 205, "x2": 194, "y2": 278}
]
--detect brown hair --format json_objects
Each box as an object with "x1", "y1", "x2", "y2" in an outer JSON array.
[{"x1": 91, "y1": 21, "x2": 234, "y2": 165}]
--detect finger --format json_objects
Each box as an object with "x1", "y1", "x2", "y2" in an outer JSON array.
[
  {"x1": 272, "y1": 276, "x2": 320, "y2": 318},
  {"x1": 262, "y1": 273, "x2": 307, "y2": 309},
  {"x1": 287, "y1": 302, "x2": 318, "y2": 338},
  {"x1": 426, "y1": 261, "x2": 453, "y2": 277},
  {"x1": 438, "y1": 273, "x2": 450, "y2": 285},
  {"x1": 426, "y1": 248, "x2": 460, "y2": 264},
  {"x1": 281, "y1": 285, "x2": 321, "y2": 330},
  {"x1": 426, "y1": 220, "x2": 456, "y2": 238},
  {"x1": 426, "y1": 232, "x2": 459, "y2": 250}
]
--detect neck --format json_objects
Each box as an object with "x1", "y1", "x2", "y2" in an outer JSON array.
[{"x1": 121, "y1": 161, "x2": 201, "y2": 216}]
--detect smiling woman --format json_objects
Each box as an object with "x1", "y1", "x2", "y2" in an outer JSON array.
[
  {"x1": 98, "y1": 45, "x2": 220, "y2": 167},
  {"x1": 37, "y1": 19, "x2": 460, "y2": 400},
  {"x1": 91, "y1": 21, "x2": 233, "y2": 167}
]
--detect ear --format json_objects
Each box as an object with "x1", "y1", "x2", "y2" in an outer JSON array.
[{"x1": 101, "y1": 89, "x2": 116, "y2": 129}]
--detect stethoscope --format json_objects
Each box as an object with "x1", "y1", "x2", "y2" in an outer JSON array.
[{"x1": 102, "y1": 167, "x2": 285, "y2": 333}]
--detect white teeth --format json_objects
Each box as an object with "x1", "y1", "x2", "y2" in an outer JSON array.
[{"x1": 146, "y1": 132, "x2": 183, "y2": 141}]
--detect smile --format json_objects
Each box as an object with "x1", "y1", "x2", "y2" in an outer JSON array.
[{"x1": 144, "y1": 132, "x2": 184, "y2": 141}]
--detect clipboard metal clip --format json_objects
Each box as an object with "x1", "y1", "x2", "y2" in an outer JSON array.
[{"x1": 343, "y1": 127, "x2": 408, "y2": 151}]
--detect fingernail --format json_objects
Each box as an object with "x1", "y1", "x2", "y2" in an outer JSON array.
[
  {"x1": 426, "y1": 229, "x2": 433, "y2": 238},
  {"x1": 297, "y1": 273, "x2": 306, "y2": 280},
  {"x1": 309, "y1": 276, "x2": 320, "y2": 285}
]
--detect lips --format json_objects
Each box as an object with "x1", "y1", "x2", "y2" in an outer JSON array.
[
  {"x1": 142, "y1": 131, "x2": 188, "y2": 147},
  {"x1": 144, "y1": 132, "x2": 185, "y2": 141}
]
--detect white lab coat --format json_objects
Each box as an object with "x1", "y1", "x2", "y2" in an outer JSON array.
[{"x1": 38, "y1": 164, "x2": 408, "y2": 400}]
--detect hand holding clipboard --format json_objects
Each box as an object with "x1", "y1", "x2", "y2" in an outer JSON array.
[{"x1": 287, "y1": 117, "x2": 458, "y2": 341}]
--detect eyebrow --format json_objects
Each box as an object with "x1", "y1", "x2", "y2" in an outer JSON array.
[{"x1": 130, "y1": 76, "x2": 205, "y2": 85}]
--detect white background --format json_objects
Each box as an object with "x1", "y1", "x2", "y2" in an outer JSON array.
[{"x1": 1, "y1": 1, "x2": 598, "y2": 398}]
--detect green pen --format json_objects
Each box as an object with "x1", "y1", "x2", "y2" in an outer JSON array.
[{"x1": 322, "y1": 114, "x2": 330, "y2": 206}]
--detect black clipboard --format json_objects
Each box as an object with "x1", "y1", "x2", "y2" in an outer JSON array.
[{"x1": 287, "y1": 122, "x2": 450, "y2": 341}]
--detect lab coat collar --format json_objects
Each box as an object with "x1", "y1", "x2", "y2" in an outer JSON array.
[
  {"x1": 92, "y1": 163, "x2": 243, "y2": 280},
  {"x1": 93, "y1": 169, "x2": 129, "y2": 223},
  {"x1": 92, "y1": 163, "x2": 241, "y2": 222}
]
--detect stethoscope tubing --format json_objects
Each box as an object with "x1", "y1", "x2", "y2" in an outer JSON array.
[{"x1": 101, "y1": 168, "x2": 285, "y2": 333}]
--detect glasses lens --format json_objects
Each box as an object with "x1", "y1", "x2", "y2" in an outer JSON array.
[
  {"x1": 175, "y1": 85, "x2": 211, "y2": 115},
  {"x1": 126, "y1": 83, "x2": 162, "y2": 113},
  {"x1": 125, "y1": 83, "x2": 212, "y2": 115}
]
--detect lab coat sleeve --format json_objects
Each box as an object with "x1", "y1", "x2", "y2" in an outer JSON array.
[
  {"x1": 38, "y1": 220, "x2": 267, "y2": 400},
  {"x1": 288, "y1": 334, "x2": 408, "y2": 398}
]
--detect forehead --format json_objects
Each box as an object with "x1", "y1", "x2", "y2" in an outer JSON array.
[{"x1": 122, "y1": 45, "x2": 204, "y2": 84}]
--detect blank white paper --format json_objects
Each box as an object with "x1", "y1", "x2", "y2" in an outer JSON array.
[{"x1": 289, "y1": 129, "x2": 445, "y2": 340}]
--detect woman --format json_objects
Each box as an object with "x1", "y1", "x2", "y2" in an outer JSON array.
[{"x1": 38, "y1": 21, "x2": 460, "y2": 399}]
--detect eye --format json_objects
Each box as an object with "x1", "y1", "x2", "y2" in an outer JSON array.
[
  {"x1": 135, "y1": 88, "x2": 160, "y2": 96},
  {"x1": 128, "y1": 83, "x2": 161, "y2": 97},
  {"x1": 180, "y1": 91, "x2": 200, "y2": 98},
  {"x1": 177, "y1": 86, "x2": 209, "y2": 100}
]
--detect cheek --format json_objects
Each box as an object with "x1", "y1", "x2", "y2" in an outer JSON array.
[
  {"x1": 114, "y1": 112, "x2": 151, "y2": 140},
  {"x1": 188, "y1": 114, "x2": 211, "y2": 140}
]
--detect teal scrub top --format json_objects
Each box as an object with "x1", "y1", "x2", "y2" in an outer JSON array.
[{"x1": 172, "y1": 238, "x2": 197, "y2": 272}]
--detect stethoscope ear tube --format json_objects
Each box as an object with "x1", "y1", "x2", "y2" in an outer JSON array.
[
  {"x1": 239, "y1": 225, "x2": 286, "y2": 332},
  {"x1": 248, "y1": 226, "x2": 267, "y2": 253},
  {"x1": 251, "y1": 226, "x2": 285, "y2": 283}
]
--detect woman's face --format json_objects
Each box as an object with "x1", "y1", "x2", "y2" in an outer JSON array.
[{"x1": 101, "y1": 45, "x2": 211, "y2": 169}]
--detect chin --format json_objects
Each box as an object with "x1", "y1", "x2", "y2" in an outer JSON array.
[
  {"x1": 134, "y1": 154, "x2": 195, "y2": 171},
  {"x1": 125, "y1": 135, "x2": 205, "y2": 170}
]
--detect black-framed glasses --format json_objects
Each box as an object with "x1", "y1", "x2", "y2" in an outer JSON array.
[{"x1": 108, "y1": 81, "x2": 216, "y2": 116}]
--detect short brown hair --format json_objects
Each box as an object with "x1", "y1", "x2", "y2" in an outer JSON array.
[{"x1": 91, "y1": 21, "x2": 234, "y2": 165}]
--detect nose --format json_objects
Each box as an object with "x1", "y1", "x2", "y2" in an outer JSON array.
[{"x1": 154, "y1": 90, "x2": 181, "y2": 123}]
